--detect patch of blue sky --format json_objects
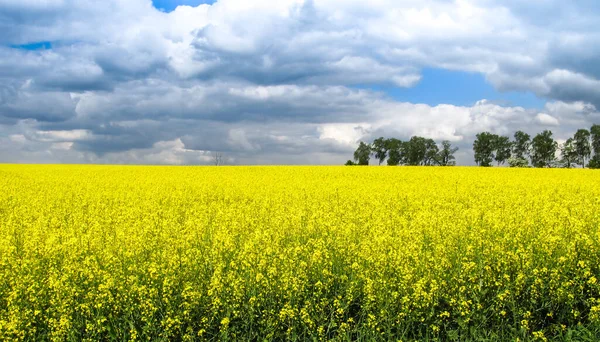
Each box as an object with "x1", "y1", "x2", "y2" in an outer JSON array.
[
  {"x1": 10, "y1": 41, "x2": 52, "y2": 50},
  {"x1": 355, "y1": 68, "x2": 545, "y2": 109},
  {"x1": 152, "y1": 0, "x2": 216, "y2": 12}
]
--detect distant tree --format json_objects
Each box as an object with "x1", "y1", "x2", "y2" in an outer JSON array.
[
  {"x1": 386, "y1": 138, "x2": 405, "y2": 166},
  {"x1": 494, "y1": 135, "x2": 512, "y2": 166},
  {"x1": 574, "y1": 129, "x2": 591, "y2": 168},
  {"x1": 371, "y1": 137, "x2": 388, "y2": 165},
  {"x1": 508, "y1": 157, "x2": 529, "y2": 168},
  {"x1": 406, "y1": 136, "x2": 428, "y2": 166},
  {"x1": 591, "y1": 124, "x2": 600, "y2": 155},
  {"x1": 512, "y1": 131, "x2": 531, "y2": 160},
  {"x1": 212, "y1": 151, "x2": 224, "y2": 166},
  {"x1": 531, "y1": 130, "x2": 558, "y2": 168},
  {"x1": 560, "y1": 138, "x2": 578, "y2": 168},
  {"x1": 353, "y1": 141, "x2": 372, "y2": 165},
  {"x1": 473, "y1": 132, "x2": 496, "y2": 167},
  {"x1": 438, "y1": 140, "x2": 458, "y2": 166},
  {"x1": 423, "y1": 139, "x2": 440, "y2": 166},
  {"x1": 345, "y1": 160, "x2": 356, "y2": 166},
  {"x1": 590, "y1": 124, "x2": 600, "y2": 169}
]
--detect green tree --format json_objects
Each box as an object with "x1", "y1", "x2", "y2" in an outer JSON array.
[
  {"x1": 573, "y1": 129, "x2": 591, "y2": 168},
  {"x1": 591, "y1": 124, "x2": 600, "y2": 155},
  {"x1": 560, "y1": 138, "x2": 578, "y2": 168},
  {"x1": 512, "y1": 131, "x2": 531, "y2": 159},
  {"x1": 473, "y1": 132, "x2": 496, "y2": 167},
  {"x1": 353, "y1": 141, "x2": 371, "y2": 166},
  {"x1": 509, "y1": 131, "x2": 530, "y2": 167},
  {"x1": 493, "y1": 135, "x2": 512, "y2": 166},
  {"x1": 405, "y1": 136, "x2": 428, "y2": 166},
  {"x1": 386, "y1": 138, "x2": 405, "y2": 166},
  {"x1": 590, "y1": 124, "x2": 600, "y2": 169},
  {"x1": 344, "y1": 160, "x2": 356, "y2": 166},
  {"x1": 438, "y1": 140, "x2": 458, "y2": 166},
  {"x1": 423, "y1": 139, "x2": 440, "y2": 166},
  {"x1": 531, "y1": 130, "x2": 558, "y2": 168},
  {"x1": 508, "y1": 157, "x2": 529, "y2": 168},
  {"x1": 371, "y1": 137, "x2": 388, "y2": 165}
]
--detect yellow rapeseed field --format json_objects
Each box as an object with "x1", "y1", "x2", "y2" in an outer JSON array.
[{"x1": 1, "y1": 165, "x2": 600, "y2": 341}]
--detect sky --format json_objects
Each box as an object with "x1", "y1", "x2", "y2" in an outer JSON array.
[{"x1": 1, "y1": 0, "x2": 600, "y2": 165}]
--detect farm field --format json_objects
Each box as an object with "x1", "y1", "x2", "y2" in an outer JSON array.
[{"x1": 1, "y1": 165, "x2": 600, "y2": 341}]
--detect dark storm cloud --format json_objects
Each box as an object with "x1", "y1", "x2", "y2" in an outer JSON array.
[{"x1": 0, "y1": 87, "x2": 77, "y2": 122}]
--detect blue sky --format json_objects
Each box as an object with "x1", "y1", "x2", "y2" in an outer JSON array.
[
  {"x1": 10, "y1": 41, "x2": 53, "y2": 50},
  {"x1": 1, "y1": 0, "x2": 599, "y2": 165},
  {"x1": 152, "y1": 0, "x2": 215, "y2": 12},
  {"x1": 355, "y1": 68, "x2": 546, "y2": 109}
]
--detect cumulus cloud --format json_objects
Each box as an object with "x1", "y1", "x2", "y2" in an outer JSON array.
[
  {"x1": 535, "y1": 113, "x2": 560, "y2": 126},
  {"x1": 3, "y1": 81, "x2": 597, "y2": 165},
  {"x1": 1, "y1": 0, "x2": 600, "y2": 165}
]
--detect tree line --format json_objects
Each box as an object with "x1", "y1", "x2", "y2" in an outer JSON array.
[
  {"x1": 347, "y1": 137, "x2": 459, "y2": 166},
  {"x1": 347, "y1": 124, "x2": 600, "y2": 168},
  {"x1": 473, "y1": 124, "x2": 600, "y2": 168}
]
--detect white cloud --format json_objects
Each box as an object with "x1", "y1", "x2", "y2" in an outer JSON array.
[
  {"x1": 33, "y1": 129, "x2": 90, "y2": 142},
  {"x1": 318, "y1": 123, "x2": 371, "y2": 146},
  {"x1": 535, "y1": 113, "x2": 560, "y2": 126}
]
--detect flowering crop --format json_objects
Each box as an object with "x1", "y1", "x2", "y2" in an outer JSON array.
[{"x1": 1, "y1": 165, "x2": 600, "y2": 340}]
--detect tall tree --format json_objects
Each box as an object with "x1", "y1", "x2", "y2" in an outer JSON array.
[
  {"x1": 591, "y1": 124, "x2": 600, "y2": 155},
  {"x1": 386, "y1": 138, "x2": 405, "y2": 166},
  {"x1": 353, "y1": 141, "x2": 371, "y2": 166},
  {"x1": 560, "y1": 138, "x2": 578, "y2": 168},
  {"x1": 406, "y1": 136, "x2": 428, "y2": 166},
  {"x1": 531, "y1": 130, "x2": 558, "y2": 168},
  {"x1": 438, "y1": 140, "x2": 458, "y2": 166},
  {"x1": 494, "y1": 135, "x2": 512, "y2": 166},
  {"x1": 473, "y1": 132, "x2": 496, "y2": 167},
  {"x1": 510, "y1": 131, "x2": 530, "y2": 167},
  {"x1": 574, "y1": 129, "x2": 591, "y2": 168},
  {"x1": 590, "y1": 124, "x2": 600, "y2": 169},
  {"x1": 512, "y1": 131, "x2": 531, "y2": 159},
  {"x1": 423, "y1": 139, "x2": 440, "y2": 166},
  {"x1": 371, "y1": 137, "x2": 388, "y2": 165}
]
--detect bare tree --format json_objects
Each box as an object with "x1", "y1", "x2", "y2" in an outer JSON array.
[{"x1": 212, "y1": 151, "x2": 224, "y2": 166}]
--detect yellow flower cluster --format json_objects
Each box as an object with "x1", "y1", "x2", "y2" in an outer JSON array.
[{"x1": 1, "y1": 165, "x2": 599, "y2": 340}]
